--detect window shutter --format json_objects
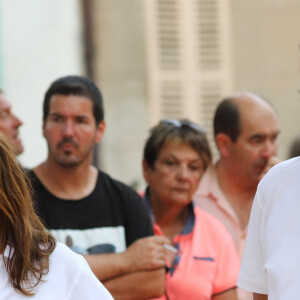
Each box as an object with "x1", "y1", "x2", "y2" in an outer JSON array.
[
  {"x1": 144, "y1": 0, "x2": 232, "y2": 157},
  {"x1": 144, "y1": 0, "x2": 184, "y2": 120}
]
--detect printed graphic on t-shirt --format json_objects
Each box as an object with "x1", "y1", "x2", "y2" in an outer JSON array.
[{"x1": 49, "y1": 226, "x2": 126, "y2": 255}]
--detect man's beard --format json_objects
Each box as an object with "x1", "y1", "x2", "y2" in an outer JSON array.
[{"x1": 50, "y1": 138, "x2": 93, "y2": 168}]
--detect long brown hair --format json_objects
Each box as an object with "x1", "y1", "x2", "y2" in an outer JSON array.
[{"x1": 0, "y1": 133, "x2": 55, "y2": 295}]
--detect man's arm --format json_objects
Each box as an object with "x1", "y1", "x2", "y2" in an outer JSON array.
[
  {"x1": 103, "y1": 268, "x2": 165, "y2": 300},
  {"x1": 84, "y1": 235, "x2": 170, "y2": 281},
  {"x1": 253, "y1": 293, "x2": 268, "y2": 300}
]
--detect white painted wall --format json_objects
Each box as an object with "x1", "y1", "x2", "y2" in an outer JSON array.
[
  {"x1": 0, "y1": 0, "x2": 84, "y2": 167},
  {"x1": 231, "y1": 0, "x2": 300, "y2": 159},
  {"x1": 93, "y1": 0, "x2": 149, "y2": 190}
]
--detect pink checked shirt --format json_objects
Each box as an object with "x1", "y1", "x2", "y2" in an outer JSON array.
[{"x1": 193, "y1": 163, "x2": 252, "y2": 300}]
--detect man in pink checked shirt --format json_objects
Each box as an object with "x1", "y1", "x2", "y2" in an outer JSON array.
[{"x1": 193, "y1": 92, "x2": 279, "y2": 300}]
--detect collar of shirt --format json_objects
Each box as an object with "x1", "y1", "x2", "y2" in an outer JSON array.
[
  {"x1": 196, "y1": 163, "x2": 240, "y2": 221},
  {"x1": 195, "y1": 163, "x2": 248, "y2": 238},
  {"x1": 143, "y1": 187, "x2": 195, "y2": 235}
]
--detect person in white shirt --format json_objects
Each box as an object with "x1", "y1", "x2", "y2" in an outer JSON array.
[
  {"x1": 194, "y1": 92, "x2": 279, "y2": 300},
  {"x1": 238, "y1": 157, "x2": 300, "y2": 300},
  {"x1": 0, "y1": 133, "x2": 113, "y2": 299}
]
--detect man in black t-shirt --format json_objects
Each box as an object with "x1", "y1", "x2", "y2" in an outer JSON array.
[
  {"x1": 31, "y1": 169, "x2": 154, "y2": 254},
  {"x1": 31, "y1": 76, "x2": 169, "y2": 299}
]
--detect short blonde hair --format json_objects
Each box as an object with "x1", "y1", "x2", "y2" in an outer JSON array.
[{"x1": 143, "y1": 119, "x2": 211, "y2": 170}]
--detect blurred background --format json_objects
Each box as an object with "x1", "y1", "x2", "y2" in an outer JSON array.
[{"x1": 1, "y1": 0, "x2": 300, "y2": 190}]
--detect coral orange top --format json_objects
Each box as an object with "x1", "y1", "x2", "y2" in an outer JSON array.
[{"x1": 144, "y1": 193, "x2": 240, "y2": 300}]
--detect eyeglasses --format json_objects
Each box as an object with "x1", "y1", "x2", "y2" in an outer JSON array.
[{"x1": 160, "y1": 119, "x2": 206, "y2": 133}]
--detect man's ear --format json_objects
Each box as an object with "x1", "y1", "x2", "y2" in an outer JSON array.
[
  {"x1": 142, "y1": 158, "x2": 152, "y2": 183},
  {"x1": 42, "y1": 118, "x2": 46, "y2": 138},
  {"x1": 215, "y1": 133, "x2": 232, "y2": 157},
  {"x1": 95, "y1": 121, "x2": 106, "y2": 143}
]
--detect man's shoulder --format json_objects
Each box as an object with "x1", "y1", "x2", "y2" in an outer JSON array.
[
  {"x1": 97, "y1": 170, "x2": 130, "y2": 189},
  {"x1": 263, "y1": 158, "x2": 300, "y2": 204},
  {"x1": 97, "y1": 170, "x2": 141, "y2": 199},
  {"x1": 260, "y1": 157, "x2": 300, "y2": 186},
  {"x1": 26, "y1": 168, "x2": 46, "y2": 193},
  {"x1": 256, "y1": 157, "x2": 300, "y2": 209},
  {"x1": 194, "y1": 164, "x2": 221, "y2": 204}
]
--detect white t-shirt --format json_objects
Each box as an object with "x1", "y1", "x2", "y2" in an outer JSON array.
[
  {"x1": 238, "y1": 157, "x2": 300, "y2": 299},
  {"x1": 0, "y1": 242, "x2": 113, "y2": 299}
]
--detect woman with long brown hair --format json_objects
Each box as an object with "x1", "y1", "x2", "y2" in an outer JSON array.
[{"x1": 0, "y1": 133, "x2": 112, "y2": 299}]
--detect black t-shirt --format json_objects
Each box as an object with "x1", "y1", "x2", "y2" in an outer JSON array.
[{"x1": 29, "y1": 170, "x2": 153, "y2": 254}]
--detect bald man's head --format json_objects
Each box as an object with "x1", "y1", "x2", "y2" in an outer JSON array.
[
  {"x1": 214, "y1": 91, "x2": 279, "y2": 186},
  {"x1": 214, "y1": 92, "x2": 276, "y2": 142}
]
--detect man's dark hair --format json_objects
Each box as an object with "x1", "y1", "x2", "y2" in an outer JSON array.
[
  {"x1": 43, "y1": 75, "x2": 104, "y2": 124},
  {"x1": 213, "y1": 98, "x2": 241, "y2": 142}
]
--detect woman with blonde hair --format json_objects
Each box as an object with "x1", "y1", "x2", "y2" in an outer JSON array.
[{"x1": 0, "y1": 133, "x2": 112, "y2": 299}]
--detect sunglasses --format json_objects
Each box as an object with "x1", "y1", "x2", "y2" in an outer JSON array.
[{"x1": 160, "y1": 119, "x2": 206, "y2": 133}]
